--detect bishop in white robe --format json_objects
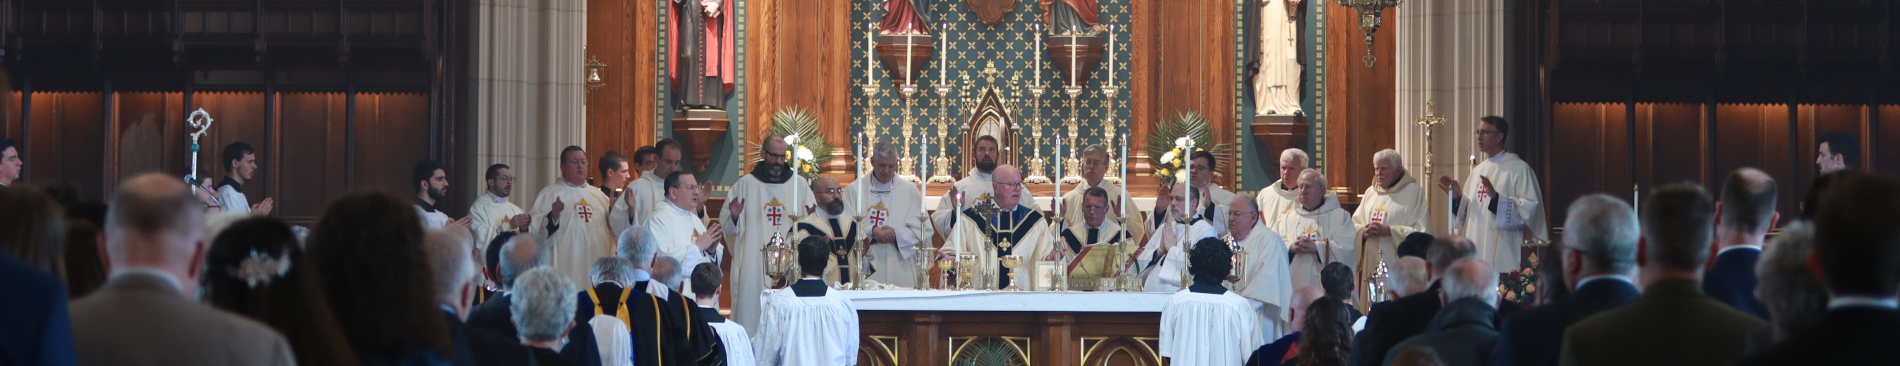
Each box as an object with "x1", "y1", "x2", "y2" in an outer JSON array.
[
  {"x1": 1442, "y1": 121, "x2": 1547, "y2": 274},
  {"x1": 532, "y1": 149, "x2": 617, "y2": 286},
  {"x1": 843, "y1": 144, "x2": 933, "y2": 288},
  {"x1": 1352, "y1": 150, "x2": 1427, "y2": 309},
  {"x1": 1273, "y1": 170, "x2": 1356, "y2": 290},
  {"x1": 1256, "y1": 148, "x2": 1310, "y2": 228},
  {"x1": 1137, "y1": 183, "x2": 1221, "y2": 292},
  {"x1": 943, "y1": 165, "x2": 1055, "y2": 290},
  {"x1": 1226, "y1": 196, "x2": 1293, "y2": 339},
  {"x1": 719, "y1": 137, "x2": 815, "y2": 331}
]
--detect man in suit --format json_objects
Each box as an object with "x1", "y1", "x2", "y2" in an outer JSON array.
[
  {"x1": 1704, "y1": 168, "x2": 1777, "y2": 319},
  {"x1": 1350, "y1": 235, "x2": 1520, "y2": 366},
  {"x1": 427, "y1": 229, "x2": 536, "y2": 366},
  {"x1": 1385, "y1": 258, "x2": 1501, "y2": 366},
  {"x1": 1742, "y1": 172, "x2": 1900, "y2": 365},
  {"x1": 0, "y1": 251, "x2": 78, "y2": 366},
  {"x1": 1559, "y1": 183, "x2": 1765, "y2": 366},
  {"x1": 514, "y1": 267, "x2": 582, "y2": 366},
  {"x1": 469, "y1": 232, "x2": 601, "y2": 366},
  {"x1": 1490, "y1": 194, "x2": 1641, "y2": 366},
  {"x1": 70, "y1": 173, "x2": 295, "y2": 366}
]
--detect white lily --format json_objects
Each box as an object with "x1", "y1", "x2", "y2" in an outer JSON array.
[
  {"x1": 784, "y1": 133, "x2": 801, "y2": 146},
  {"x1": 1174, "y1": 136, "x2": 1192, "y2": 149},
  {"x1": 1158, "y1": 151, "x2": 1177, "y2": 166},
  {"x1": 795, "y1": 146, "x2": 815, "y2": 161}
]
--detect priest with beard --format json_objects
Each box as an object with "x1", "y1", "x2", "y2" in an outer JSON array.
[
  {"x1": 719, "y1": 135, "x2": 816, "y2": 331},
  {"x1": 1138, "y1": 180, "x2": 1221, "y2": 292},
  {"x1": 531, "y1": 146, "x2": 617, "y2": 286},
  {"x1": 791, "y1": 176, "x2": 865, "y2": 287},
  {"x1": 942, "y1": 165, "x2": 1056, "y2": 290},
  {"x1": 645, "y1": 170, "x2": 725, "y2": 297},
  {"x1": 1255, "y1": 148, "x2": 1308, "y2": 229},
  {"x1": 1059, "y1": 144, "x2": 1145, "y2": 246},
  {"x1": 934, "y1": 135, "x2": 1041, "y2": 242},
  {"x1": 1272, "y1": 169, "x2": 1356, "y2": 290},
  {"x1": 843, "y1": 142, "x2": 933, "y2": 288},
  {"x1": 1352, "y1": 149, "x2": 1426, "y2": 309}
]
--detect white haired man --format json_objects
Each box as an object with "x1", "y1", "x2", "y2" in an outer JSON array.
[
  {"x1": 1271, "y1": 169, "x2": 1355, "y2": 290},
  {"x1": 511, "y1": 267, "x2": 582, "y2": 366},
  {"x1": 1255, "y1": 148, "x2": 1309, "y2": 228},
  {"x1": 1352, "y1": 149, "x2": 1427, "y2": 309}
]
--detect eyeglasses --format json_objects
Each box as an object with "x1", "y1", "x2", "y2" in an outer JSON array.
[
  {"x1": 761, "y1": 150, "x2": 786, "y2": 160},
  {"x1": 1230, "y1": 210, "x2": 1258, "y2": 217},
  {"x1": 995, "y1": 181, "x2": 1023, "y2": 189},
  {"x1": 494, "y1": 175, "x2": 515, "y2": 182},
  {"x1": 819, "y1": 188, "x2": 843, "y2": 194}
]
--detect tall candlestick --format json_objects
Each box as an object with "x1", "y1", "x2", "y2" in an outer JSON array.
[
  {"x1": 858, "y1": 132, "x2": 866, "y2": 210},
  {"x1": 867, "y1": 23, "x2": 876, "y2": 86},
  {"x1": 1120, "y1": 134, "x2": 1128, "y2": 217},
  {"x1": 939, "y1": 23, "x2": 949, "y2": 85},
  {"x1": 791, "y1": 149, "x2": 801, "y2": 217},
  {"x1": 1034, "y1": 24, "x2": 1042, "y2": 86},
  {"x1": 905, "y1": 37, "x2": 914, "y2": 86},
  {"x1": 1054, "y1": 135, "x2": 1063, "y2": 218},
  {"x1": 1106, "y1": 24, "x2": 1116, "y2": 89},
  {"x1": 921, "y1": 133, "x2": 929, "y2": 209}
]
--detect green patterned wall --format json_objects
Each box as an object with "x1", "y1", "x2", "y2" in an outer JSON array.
[
  {"x1": 850, "y1": 0, "x2": 1133, "y2": 174},
  {"x1": 657, "y1": 0, "x2": 748, "y2": 197}
]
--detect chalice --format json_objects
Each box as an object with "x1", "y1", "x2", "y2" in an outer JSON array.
[{"x1": 1000, "y1": 255, "x2": 1025, "y2": 291}]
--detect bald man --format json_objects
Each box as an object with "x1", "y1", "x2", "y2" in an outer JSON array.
[
  {"x1": 1136, "y1": 181, "x2": 1221, "y2": 292},
  {"x1": 718, "y1": 135, "x2": 815, "y2": 330},
  {"x1": 1704, "y1": 168, "x2": 1780, "y2": 319},
  {"x1": 792, "y1": 176, "x2": 867, "y2": 286},
  {"x1": 1248, "y1": 286, "x2": 1328, "y2": 366},
  {"x1": 944, "y1": 165, "x2": 1056, "y2": 290}
]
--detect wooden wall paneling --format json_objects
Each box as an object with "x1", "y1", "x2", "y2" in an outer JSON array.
[
  {"x1": 1879, "y1": 106, "x2": 1900, "y2": 173},
  {"x1": 1129, "y1": 0, "x2": 1155, "y2": 177},
  {"x1": 112, "y1": 93, "x2": 185, "y2": 186},
  {"x1": 1546, "y1": 103, "x2": 1622, "y2": 226},
  {"x1": 192, "y1": 92, "x2": 270, "y2": 207},
  {"x1": 277, "y1": 93, "x2": 350, "y2": 222},
  {"x1": 1712, "y1": 104, "x2": 1771, "y2": 187},
  {"x1": 1321, "y1": 5, "x2": 1396, "y2": 193},
  {"x1": 1151, "y1": 0, "x2": 1235, "y2": 187},
  {"x1": 1643, "y1": 103, "x2": 1705, "y2": 187},
  {"x1": 585, "y1": 0, "x2": 662, "y2": 166},
  {"x1": 760, "y1": 0, "x2": 848, "y2": 164},
  {"x1": 745, "y1": 0, "x2": 777, "y2": 161},
  {"x1": 26, "y1": 93, "x2": 106, "y2": 200},
  {"x1": 352, "y1": 93, "x2": 435, "y2": 195}
]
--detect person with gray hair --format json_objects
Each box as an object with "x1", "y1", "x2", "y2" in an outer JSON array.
[
  {"x1": 426, "y1": 229, "x2": 539, "y2": 366},
  {"x1": 1353, "y1": 234, "x2": 1524, "y2": 366},
  {"x1": 1273, "y1": 169, "x2": 1356, "y2": 291},
  {"x1": 1058, "y1": 143, "x2": 1146, "y2": 242},
  {"x1": 1384, "y1": 257, "x2": 1429, "y2": 300},
  {"x1": 1384, "y1": 258, "x2": 1501, "y2": 366},
  {"x1": 589, "y1": 257, "x2": 637, "y2": 289},
  {"x1": 583, "y1": 224, "x2": 727, "y2": 366},
  {"x1": 1742, "y1": 221, "x2": 1825, "y2": 353},
  {"x1": 1560, "y1": 183, "x2": 1765, "y2": 366},
  {"x1": 1353, "y1": 148, "x2": 1428, "y2": 310},
  {"x1": 468, "y1": 231, "x2": 604, "y2": 366},
  {"x1": 1490, "y1": 194, "x2": 1642, "y2": 366},
  {"x1": 1256, "y1": 148, "x2": 1310, "y2": 228},
  {"x1": 71, "y1": 173, "x2": 295, "y2": 366},
  {"x1": 845, "y1": 139, "x2": 934, "y2": 289},
  {"x1": 510, "y1": 267, "x2": 581, "y2": 366}
]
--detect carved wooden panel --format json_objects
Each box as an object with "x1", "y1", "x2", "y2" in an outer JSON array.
[
  {"x1": 1322, "y1": 5, "x2": 1396, "y2": 196},
  {"x1": 1080, "y1": 337, "x2": 1161, "y2": 366}
]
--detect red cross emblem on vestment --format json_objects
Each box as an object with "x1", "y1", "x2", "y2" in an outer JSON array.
[
  {"x1": 577, "y1": 204, "x2": 594, "y2": 223},
  {"x1": 765, "y1": 198, "x2": 785, "y2": 226},
  {"x1": 868, "y1": 202, "x2": 889, "y2": 228}
]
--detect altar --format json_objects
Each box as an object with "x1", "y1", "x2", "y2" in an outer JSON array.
[{"x1": 795, "y1": 290, "x2": 1173, "y2": 366}]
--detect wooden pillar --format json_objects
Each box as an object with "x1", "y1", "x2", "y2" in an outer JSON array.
[
  {"x1": 1040, "y1": 313, "x2": 1077, "y2": 366},
  {"x1": 907, "y1": 313, "x2": 942, "y2": 366}
]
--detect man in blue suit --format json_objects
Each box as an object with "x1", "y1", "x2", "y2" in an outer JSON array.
[
  {"x1": 1489, "y1": 194, "x2": 1640, "y2": 366},
  {"x1": 1703, "y1": 168, "x2": 1777, "y2": 319},
  {"x1": 0, "y1": 251, "x2": 78, "y2": 366}
]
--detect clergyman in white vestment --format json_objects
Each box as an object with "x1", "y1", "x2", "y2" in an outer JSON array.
[
  {"x1": 1440, "y1": 116, "x2": 1547, "y2": 273},
  {"x1": 843, "y1": 142, "x2": 933, "y2": 288},
  {"x1": 1187, "y1": 151, "x2": 1236, "y2": 237},
  {"x1": 1256, "y1": 148, "x2": 1308, "y2": 229},
  {"x1": 932, "y1": 135, "x2": 1041, "y2": 241},
  {"x1": 1160, "y1": 238, "x2": 1266, "y2": 366},
  {"x1": 626, "y1": 140, "x2": 688, "y2": 234},
  {"x1": 645, "y1": 171, "x2": 725, "y2": 297},
  {"x1": 1138, "y1": 182, "x2": 1220, "y2": 292},
  {"x1": 753, "y1": 236, "x2": 860, "y2": 366},
  {"x1": 1059, "y1": 144, "x2": 1145, "y2": 243},
  {"x1": 1227, "y1": 195, "x2": 1293, "y2": 339},
  {"x1": 1272, "y1": 169, "x2": 1355, "y2": 290},
  {"x1": 943, "y1": 165, "x2": 1056, "y2": 290},
  {"x1": 719, "y1": 135, "x2": 815, "y2": 331},
  {"x1": 468, "y1": 164, "x2": 531, "y2": 253},
  {"x1": 530, "y1": 146, "x2": 617, "y2": 287},
  {"x1": 1352, "y1": 149, "x2": 1427, "y2": 309}
]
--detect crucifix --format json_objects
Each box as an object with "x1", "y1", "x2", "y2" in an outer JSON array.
[{"x1": 1412, "y1": 101, "x2": 1446, "y2": 233}]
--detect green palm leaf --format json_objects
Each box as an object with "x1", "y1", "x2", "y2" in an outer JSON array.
[
  {"x1": 1144, "y1": 111, "x2": 1235, "y2": 183},
  {"x1": 751, "y1": 106, "x2": 836, "y2": 180}
]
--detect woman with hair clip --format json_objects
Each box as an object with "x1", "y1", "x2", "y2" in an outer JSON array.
[{"x1": 201, "y1": 217, "x2": 360, "y2": 366}]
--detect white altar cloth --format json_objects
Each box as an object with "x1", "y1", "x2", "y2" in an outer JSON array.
[{"x1": 829, "y1": 290, "x2": 1176, "y2": 313}]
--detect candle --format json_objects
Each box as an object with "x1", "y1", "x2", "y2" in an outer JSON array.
[
  {"x1": 939, "y1": 22, "x2": 949, "y2": 85},
  {"x1": 792, "y1": 150, "x2": 801, "y2": 217},
  {"x1": 867, "y1": 22, "x2": 876, "y2": 86},
  {"x1": 1033, "y1": 24, "x2": 1042, "y2": 86},
  {"x1": 1106, "y1": 24, "x2": 1116, "y2": 89},
  {"x1": 1069, "y1": 35, "x2": 1078, "y2": 89},
  {"x1": 858, "y1": 132, "x2": 866, "y2": 211},
  {"x1": 1120, "y1": 134, "x2": 1128, "y2": 217},
  {"x1": 1054, "y1": 135, "x2": 1063, "y2": 218},
  {"x1": 921, "y1": 133, "x2": 929, "y2": 209},
  {"x1": 1185, "y1": 137, "x2": 1194, "y2": 219},
  {"x1": 905, "y1": 36, "x2": 914, "y2": 86}
]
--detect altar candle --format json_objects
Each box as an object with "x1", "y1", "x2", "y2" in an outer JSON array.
[
  {"x1": 867, "y1": 23, "x2": 876, "y2": 86},
  {"x1": 1033, "y1": 24, "x2": 1042, "y2": 86},
  {"x1": 1069, "y1": 36, "x2": 1078, "y2": 89},
  {"x1": 1120, "y1": 134, "x2": 1128, "y2": 217},
  {"x1": 921, "y1": 133, "x2": 929, "y2": 209},
  {"x1": 939, "y1": 22, "x2": 949, "y2": 85},
  {"x1": 1106, "y1": 24, "x2": 1116, "y2": 89},
  {"x1": 791, "y1": 149, "x2": 801, "y2": 216},
  {"x1": 905, "y1": 37, "x2": 914, "y2": 85},
  {"x1": 857, "y1": 132, "x2": 866, "y2": 210},
  {"x1": 1054, "y1": 135, "x2": 1063, "y2": 218}
]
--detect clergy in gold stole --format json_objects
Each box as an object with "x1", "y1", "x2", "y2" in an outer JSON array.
[
  {"x1": 1060, "y1": 145, "x2": 1146, "y2": 246},
  {"x1": 844, "y1": 142, "x2": 934, "y2": 288},
  {"x1": 944, "y1": 165, "x2": 1055, "y2": 290},
  {"x1": 531, "y1": 146, "x2": 617, "y2": 287},
  {"x1": 1445, "y1": 117, "x2": 1547, "y2": 274},
  {"x1": 1272, "y1": 169, "x2": 1355, "y2": 290},
  {"x1": 718, "y1": 136, "x2": 815, "y2": 331},
  {"x1": 791, "y1": 177, "x2": 865, "y2": 286},
  {"x1": 1352, "y1": 150, "x2": 1427, "y2": 309},
  {"x1": 1054, "y1": 187, "x2": 1132, "y2": 272},
  {"x1": 932, "y1": 136, "x2": 1042, "y2": 243}
]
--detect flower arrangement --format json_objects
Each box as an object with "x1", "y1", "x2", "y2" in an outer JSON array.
[
  {"x1": 1500, "y1": 252, "x2": 1541, "y2": 305},
  {"x1": 754, "y1": 107, "x2": 834, "y2": 181},
  {"x1": 1144, "y1": 112, "x2": 1233, "y2": 183}
]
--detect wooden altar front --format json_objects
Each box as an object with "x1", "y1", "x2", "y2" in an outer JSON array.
[{"x1": 840, "y1": 291, "x2": 1172, "y2": 366}]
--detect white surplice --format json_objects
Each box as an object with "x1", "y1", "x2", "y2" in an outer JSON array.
[
  {"x1": 703, "y1": 306, "x2": 758, "y2": 366},
  {"x1": 842, "y1": 175, "x2": 933, "y2": 288},
  {"x1": 416, "y1": 201, "x2": 449, "y2": 230},
  {"x1": 530, "y1": 180, "x2": 616, "y2": 286},
  {"x1": 752, "y1": 287, "x2": 860, "y2": 366},
  {"x1": 719, "y1": 173, "x2": 814, "y2": 331},
  {"x1": 1255, "y1": 179, "x2": 1300, "y2": 228},
  {"x1": 1160, "y1": 290, "x2": 1266, "y2": 366},
  {"x1": 1352, "y1": 172, "x2": 1427, "y2": 309},
  {"x1": 1272, "y1": 194, "x2": 1356, "y2": 290},
  {"x1": 467, "y1": 191, "x2": 525, "y2": 253},
  {"x1": 645, "y1": 200, "x2": 719, "y2": 295},
  {"x1": 1453, "y1": 151, "x2": 1548, "y2": 273},
  {"x1": 1229, "y1": 222, "x2": 1292, "y2": 339},
  {"x1": 1135, "y1": 219, "x2": 1219, "y2": 292},
  {"x1": 931, "y1": 168, "x2": 1043, "y2": 240}
]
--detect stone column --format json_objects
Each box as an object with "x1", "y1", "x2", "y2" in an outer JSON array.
[
  {"x1": 471, "y1": 0, "x2": 588, "y2": 208},
  {"x1": 1393, "y1": 0, "x2": 1511, "y2": 236}
]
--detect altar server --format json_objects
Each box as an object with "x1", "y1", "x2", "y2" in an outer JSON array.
[
  {"x1": 944, "y1": 164, "x2": 1056, "y2": 290},
  {"x1": 1228, "y1": 194, "x2": 1293, "y2": 339},
  {"x1": 646, "y1": 171, "x2": 723, "y2": 297},
  {"x1": 598, "y1": 151, "x2": 637, "y2": 237},
  {"x1": 412, "y1": 160, "x2": 470, "y2": 231},
  {"x1": 1060, "y1": 144, "x2": 1145, "y2": 244},
  {"x1": 843, "y1": 142, "x2": 933, "y2": 288},
  {"x1": 1138, "y1": 181, "x2": 1221, "y2": 292},
  {"x1": 692, "y1": 263, "x2": 757, "y2": 366},
  {"x1": 217, "y1": 141, "x2": 274, "y2": 216},
  {"x1": 934, "y1": 135, "x2": 1041, "y2": 240},
  {"x1": 531, "y1": 146, "x2": 616, "y2": 286},
  {"x1": 753, "y1": 236, "x2": 860, "y2": 366},
  {"x1": 792, "y1": 176, "x2": 864, "y2": 286},
  {"x1": 470, "y1": 164, "x2": 532, "y2": 254},
  {"x1": 1160, "y1": 237, "x2": 1267, "y2": 366},
  {"x1": 1353, "y1": 149, "x2": 1427, "y2": 309},
  {"x1": 1439, "y1": 116, "x2": 1548, "y2": 273},
  {"x1": 719, "y1": 135, "x2": 815, "y2": 330},
  {"x1": 1256, "y1": 148, "x2": 1308, "y2": 228},
  {"x1": 1274, "y1": 169, "x2": 1356, "y2": 290}
]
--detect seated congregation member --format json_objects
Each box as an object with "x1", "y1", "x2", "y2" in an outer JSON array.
[
  {"x1": 1247, "y1": 287, "x2": 1326, "y2": 366},
  {"x1": 754, "y1": 236, "x2": 861, "y2": 366},
  {"x1": 306, "y1": 191, "x2": 463, "y2": 365},
  {"x1": 421, "y1": 229, "x2": 534, "y2": 366},
  {"x1": 1160, "y1": 238, "x2": 1266, "y2": 366},
  {"x1": 513, "y1": 267, "x2": 583, "y2": 366},
  {"x1": 592, "y1": 225, "x2": 724, "y2": 366},
  {"x1": 1742, "y1": 172, "x2": 1900, "y2": 365},
  {"x1": 1292, "y1": 295, "x2": 1355, "y2": 366},
  {"x1": 1352, "y1": 234, "x2": 1523, "y2": 366},
  {"x1": 1489, "y1": 194, "x2": 1640, "y2": 366},
  {"x1": 1384, "y1": 258, "x2": 1502, "y2": 366},
  {"x1": 202, "y1": 217, "x2": 359, "y2": 366},
  {"x1": 1740, "y1": 221, "x2": 1826, "y2": 354},
  {"x1": 468, "y1": 231, "x2": 602, "y2": 365},
  {"x1": 692, "y1": 262, "x2": 757, "y2": 366},
  {"x1": 72, "y1": 173, "x2": 293, "y2": 366},
  {"x1": 1559, "y1": 183, "x2": 1765, "y2": 366}
]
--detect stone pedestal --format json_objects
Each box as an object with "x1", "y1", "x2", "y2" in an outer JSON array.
[
  {"x1": 671, "y1": 109, "x2": 729, "y2": 174},
  {"x1": 1252, "y1": 114, "x2": 1309, "y2": 153}
]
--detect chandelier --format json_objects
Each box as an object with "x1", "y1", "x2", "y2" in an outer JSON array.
[{"x1": 1338, "y1": 0, "x2": 1401, "y2": 67}]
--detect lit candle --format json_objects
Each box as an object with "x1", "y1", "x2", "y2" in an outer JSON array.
[
  {"x1": 1054, "y1": 135, "x2": 1063, "y2": 218},
  {"x1": 1069, "y1": 35, "x2": 1078, "y2": 89},
  {"x1": 1033, "y1": 24, "x2": 1042, "y2": 86},
  {"x1": 791, "y1": 146, "x2": 801, "y2": 217},
  {"x1": 1106, "y1": 24, "x2": 1116, "y2": 89},
  {"x1": 939, "y1": 22, "x2": 949, "y2": 85},
  {"x1": 867, "y1": 22, "x2": 876, "y2": 86},
  {"x1": 905, "y1": 35, "x2": 914, "y2": 86},
  {"x1": 1120, "y1": 134, "x2": 1128, "y2": 217}
]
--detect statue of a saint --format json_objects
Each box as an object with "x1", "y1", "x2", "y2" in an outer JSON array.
[
  {"x1": 1039, "y1": 0, "x2": 1100, "y2": 36},
  {"x1": 1245, "y1": 0, "x2": 1303, "y2": 116},
  {"x1": 879, "y1": 0, "x2": 936, "y2": 35},
  {"x1": 669, "y1": 0, "x2": 736, "y2": 111}
]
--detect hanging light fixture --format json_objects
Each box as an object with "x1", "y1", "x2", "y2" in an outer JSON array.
[
  {"x1": 584, "y1": 55, "x2": 607, "y2": 92},
  {"x1": 1338, "y1": 0, "x2": 1402, "y2": 67}
]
